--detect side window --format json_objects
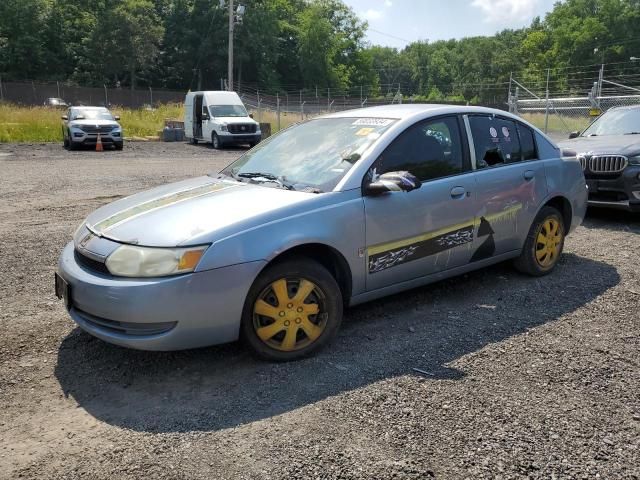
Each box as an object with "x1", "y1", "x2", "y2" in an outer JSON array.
[
  {"x1": 376, "y1": 116, "x2": 465, "y2": 181},
  {"x1": 469, "y1": 115, "x2": 522, "y2": 167},
  {"x1": 517, "y1": 124, "x2": 537, "y2": 160}
]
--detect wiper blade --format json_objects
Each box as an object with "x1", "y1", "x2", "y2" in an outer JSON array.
[
  {"x1": 236, "y1": 172, "x2": 295, "y2": 190},
  {"x1": 624, "y1": 132, "x2": 640, "y2": 135}
]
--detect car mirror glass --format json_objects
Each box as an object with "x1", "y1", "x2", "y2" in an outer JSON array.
[{"x1": 365, "y1": 171, "x2": 421, "y2": 195}]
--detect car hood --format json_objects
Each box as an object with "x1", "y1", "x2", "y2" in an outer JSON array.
[
  {"x1": 70, "y1": 119, "x2": 120, "y2": 127},
  {"x1": 84, "y1": 176, "x2": 317, "y2": 247},
  {"x1": 558, "y1": 135, "x2": 640, "y2": 157},
  {"x1": 216, "y1": 116, "x2": 258, "y2": 125}
]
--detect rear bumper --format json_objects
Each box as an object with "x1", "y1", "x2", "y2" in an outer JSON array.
[
  {"x1": 57, "y1": 241, "x2": 266, "y2": 351},
  {"x1": 586, "y1": 166, "x2": 640, "y2": 212}
]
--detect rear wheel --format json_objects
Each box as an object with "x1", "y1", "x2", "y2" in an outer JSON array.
[
  {"x1": 62, "y1": 127, "x2": 68, "y2": 148},
  {"x1": 241, "y1": 258, "x2": 343, "y2": 361},
  {"x1": 514, "y1": 206, "x2": 565, "y2": 276}
]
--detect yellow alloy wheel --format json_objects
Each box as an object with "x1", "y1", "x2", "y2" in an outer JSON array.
[
  {"x1": 535, "y1": 218, "x2": 563, "y2": 268},
  {"x1": 252, "y1": 277, "x2": 327, "y2": 352}
]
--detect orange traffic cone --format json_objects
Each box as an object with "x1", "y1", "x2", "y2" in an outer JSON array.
[{"x1": 96, "y1": 133, "x2": 104, "y2": 152}]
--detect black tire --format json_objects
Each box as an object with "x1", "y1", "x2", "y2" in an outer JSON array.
[
  {"x1": 62, "y1": 127, "x2": 69, "y2": 148},
  {"x1": 67, "y1": 132, "x2": 77, "y2": 151},
  {"x1": 241, "y1": 257, "x2": 343, "y2": 361},
  {"x1": 514, "y1": 206, "x2": 565, "y2": 276},
  {"x1": 114, "y1": 142, "x2": 123, "y2": 150},
  {"x1": 212, "y1": 132, "x2": 222, "y2": 149}
]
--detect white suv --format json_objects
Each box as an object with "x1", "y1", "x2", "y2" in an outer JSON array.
[{"x1": 62, "y1": 107, "x2": 123, "y2": 150}]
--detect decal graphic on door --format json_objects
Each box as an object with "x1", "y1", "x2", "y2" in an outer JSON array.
[
  {"x1": 368, "y1": 223, "x2": 475, "y2": 274},
  {"x1": 367, "y1": 204, "x2": 523, "y2": 274}
]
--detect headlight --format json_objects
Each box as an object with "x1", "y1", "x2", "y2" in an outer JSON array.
[
  {"x1": 220, "y1": 124, "x2": 228, "y2": 132},
  {"x1": 105, "y1": 244, "x2": 208, "y2": 277},
  {"x1": 629, "y1": 155, "x2": 640, "y2": 165}
]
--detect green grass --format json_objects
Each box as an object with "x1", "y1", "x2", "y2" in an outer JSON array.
[
  {"x1": 0, "y1": 103, "x2": 185, "y2": 143},
  {"x1": 519, "y1": 112, "x2": 591, "y2": 135}
]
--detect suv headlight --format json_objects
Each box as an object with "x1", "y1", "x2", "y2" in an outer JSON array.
[
  {"x1": 105, "y1": 244, "x2": 208, "y2": 277},
  {"x1": 220, "y1": 124, "x2": 228, "y2": 132},
  {"x1": 629, "y1": 155, "x2": 640, "y2": 166}
]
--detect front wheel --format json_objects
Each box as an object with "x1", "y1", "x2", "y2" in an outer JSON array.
[
  {"x1": 212, "y1": 132, "x2": 222, "y2": 149},
  {"x1": 241, "y1": 258, "x2": 343, "y2": 361},
  {"x1": 114, "y1": 142, "x2": 123, "y2": 150},
  {"x1": 514, "y1": 206, "x2": 565, "y2": 276},
  {"x1": 62, "y1": 127, "x2": 69, "y2": 148}
]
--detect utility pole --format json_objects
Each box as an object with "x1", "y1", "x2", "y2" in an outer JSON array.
[{"x1": 227, "y1": 0, "x2": 234, "y2": 91}]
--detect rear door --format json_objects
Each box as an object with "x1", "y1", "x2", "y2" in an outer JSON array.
[
  {"x1": 364, "y1": 115, "x2": 477, "y2": 291},
  {"x1": 466, "y1": 114, "x2": 547, "y2": 259}
]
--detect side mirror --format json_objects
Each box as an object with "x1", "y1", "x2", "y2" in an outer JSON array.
[
  {"x1": 569, "y1": 131, "x2": 580, "y2": 139},
  {"x1": 114, "y1": 115, "x2": 120, "y2": 121},
  {"x1": 249, "y1": 113, "x2": 254, "y2": 119},
  {"x1": 365, "y1": 171, "x2": 422, "y2": 195},
  {"x1": 61, "y1": 115, "x2": 68, "y2": 120}
]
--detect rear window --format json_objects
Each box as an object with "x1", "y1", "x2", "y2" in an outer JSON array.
[
  {"x1": 518, "y1": 124, "x2": 537, "y2": 160},
  {"x1": 468, "y1": 115, "x2": 522, "y2": 167}
]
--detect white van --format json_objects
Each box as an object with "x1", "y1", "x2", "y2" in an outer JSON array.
[{"x1": 184, "y1": 91, "x2": 261, "y2": 149}]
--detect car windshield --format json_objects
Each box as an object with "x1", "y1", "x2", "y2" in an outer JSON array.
[
  {"x1": 211, "y1": 105, "x2": 248, "y2": 117},
  {"x1": 72, "y1": 109, "x2": 114, "y2": 120},
  {"x1": 582, "y1": 108, "x2": 640, "y2": 136},
  {"x1": 221, "y1": 117, "x2": 396, "y2": 192}
]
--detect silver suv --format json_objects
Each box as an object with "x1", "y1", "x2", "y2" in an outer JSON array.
[{"x1": 62, "y1": 107, "x2": 123, "y2": 150}]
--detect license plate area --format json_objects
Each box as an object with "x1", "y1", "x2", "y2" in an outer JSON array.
[{"x1": 55, "y1": 273, "x2": 71, "y2": 310}]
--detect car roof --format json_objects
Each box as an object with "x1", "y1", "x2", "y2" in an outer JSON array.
[
  {"x1": 608, "y1": 105, "x2": 640, "y2": 112},
  {"x1": 72, "y1": 106, "x2": 109, "y2": 110},
  {"x1": 321, "y1": 104, "x2": 517, "y2": 121}
]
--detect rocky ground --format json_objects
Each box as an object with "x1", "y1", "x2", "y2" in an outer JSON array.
[{"x1": 0, "y1": 142, "x2": 638, "y2": 479}]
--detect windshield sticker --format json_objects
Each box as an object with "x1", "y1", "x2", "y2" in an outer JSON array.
[
  {"x1": 352, "y1": 118, "x2": 393, "y2": 127},
  {"x1": 355, "y1": 127, "x2": 375, "y2": 136}
]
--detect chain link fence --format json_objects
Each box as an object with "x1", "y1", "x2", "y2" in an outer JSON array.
[
  {"x1": 0, "y1": 80, "x2": 185, "y2": 108},
  {"x1": 509, "y1": 63, "x2": 640, "y2": 141}
]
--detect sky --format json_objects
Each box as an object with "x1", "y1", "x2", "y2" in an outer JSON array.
[{"x1": 343, "y1": 0, "x2": 557, "y2": 48}]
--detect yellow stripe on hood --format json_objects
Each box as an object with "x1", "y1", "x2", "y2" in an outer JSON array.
[{"x1": 93, "y1": 182, "x2": 236, "y2": 233}]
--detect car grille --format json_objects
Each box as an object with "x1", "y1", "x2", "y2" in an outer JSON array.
[
  {"x1": 228, "y1": 123, "x2": 256, "y2": 134},
  {"x1": 79, "y1": 125, "x2": 114, "y2": 134},
  {"x1": 74, "y1": 249, "x2": 110, "y2": 275},
  {"x1": 588, "y1": 155, "x2": 628, "y2": 173}
]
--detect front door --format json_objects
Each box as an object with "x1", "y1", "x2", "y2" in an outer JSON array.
[
  {"x1": 466, "y1": 114, "x2": 547, "y2": 259},
  {"x1": 364, "y1": 115, "x2": 477, "y2": 291}
]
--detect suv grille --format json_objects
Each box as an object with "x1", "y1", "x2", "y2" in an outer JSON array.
[
  {"x1": 74, "y1": 249, "x2": 110, "y2": 275},
  {"x1": 79, "y1": 125, "x2": 114, "y2": 134},
  {"x1": 578, "y1": 155, "x2": 588, "y2": 170},
  {"x1": 228, "y1": 123, "x2": 256, "y2": 134},
  {"x1": 589, "y1": 155, "x2": 628, "y2": 173}
]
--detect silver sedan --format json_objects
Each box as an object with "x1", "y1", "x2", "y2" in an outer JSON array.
[{"x1": 56, "y1": 105, "x2": 587, "y2": 360}]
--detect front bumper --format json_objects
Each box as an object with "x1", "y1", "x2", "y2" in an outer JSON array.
[
  {"x1": 70, "y1": 130, "x2": 123, "y2": 145},
  {"x1": 219, "y1": 132, "x2": 261, "y2": 145},
  {"x1": 57, "y1": 242, "x2": 265, "y2": 350},
  {"x1": 586, "y1": 166, "x2": 640, "y2": 212}
]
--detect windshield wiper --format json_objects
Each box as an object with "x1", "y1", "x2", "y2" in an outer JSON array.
[
  {"x1": 624, "y1": 132, "x2": 640, "y2": 135},
  {"x1": 235, "y1": 172, "x2": 295, "y2": 190}
]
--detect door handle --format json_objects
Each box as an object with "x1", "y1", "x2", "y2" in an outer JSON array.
[
  {"x1": 523, "y1": 170, "x2": 535, "y2": 181},
  {"x1": 450, "y1": 186, "x2": 466, "y2": 198}
]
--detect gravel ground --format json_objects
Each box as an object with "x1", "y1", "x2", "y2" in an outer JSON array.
[{"x1": 0, "y1": 142, "x2": 639, "y2": 479}]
